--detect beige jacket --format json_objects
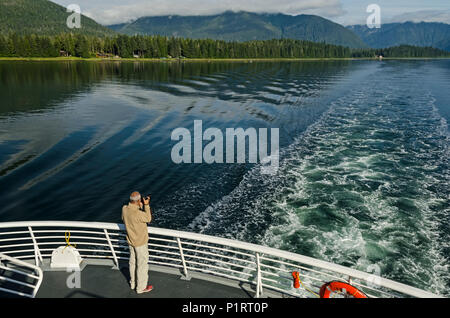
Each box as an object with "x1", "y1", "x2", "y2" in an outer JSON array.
[{"x1": 122, "y1": 203, "x2": 152, "y2": 247}]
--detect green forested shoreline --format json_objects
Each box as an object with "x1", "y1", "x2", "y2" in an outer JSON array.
[{"x1": 0, "y1": 33, "x2": 448, "y2": 59}]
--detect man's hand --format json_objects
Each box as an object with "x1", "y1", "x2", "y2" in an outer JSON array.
[{"x1": 143, "y1": 195, "x2": 151, "y2": 205}]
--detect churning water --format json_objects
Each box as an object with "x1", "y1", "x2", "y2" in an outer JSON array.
[{"x1": 0, "y1": 60, "x2": 449, "y2": 295}]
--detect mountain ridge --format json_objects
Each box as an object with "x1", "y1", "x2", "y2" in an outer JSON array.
[
  {"x1": 348, "y1": 21, "x2": 450, "y2": 51},
  {"x1": 1, "y1": 1, "x2": 449, "y2": 53},
  {"x1": 109, "y1": 11, "x2": 368, "y2": 48}
]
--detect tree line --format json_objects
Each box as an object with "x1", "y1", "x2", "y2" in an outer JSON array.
[{"x1": 0, "y1": 33, "x2": 448, "y2": 59}]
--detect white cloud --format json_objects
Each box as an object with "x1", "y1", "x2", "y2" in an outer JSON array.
[
  {"x1": 52, "y1": 1, "x2": 450, "y2": 26},
  {"x1": 70, "y1": 0, "x2": 345, "y2": 25},
  {"x1": 388, "y1": 10, "x2": 450, "y2": 24}
]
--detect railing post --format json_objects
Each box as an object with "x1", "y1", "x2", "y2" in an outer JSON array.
[
  {"x1": 345, "y1": 276, "x2": 353, "y2": 298},
  {"x1": 255, "y1": 253, "x2": 263, "y2": 298},
  {"x1": 28, "y1": 227, "x2": 42, "y2": 266},
  {"x1": 104, "y1": 229, "x2": 119, "y2": 269},
  {"x1": 176, "y1": 237, "x2": 190, "y2": 280},
  {"x1": 0, "y1": 252, "x2": 43, "y2": 298}
]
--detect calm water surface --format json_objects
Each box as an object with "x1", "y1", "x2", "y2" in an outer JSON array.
[{"x1": 0, "y1": 60, "x2": 449, "y2": 295}]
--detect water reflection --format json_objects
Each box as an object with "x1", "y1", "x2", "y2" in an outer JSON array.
[{"x1": 0, "y1": 60, "x2": 354, "y2": 225}]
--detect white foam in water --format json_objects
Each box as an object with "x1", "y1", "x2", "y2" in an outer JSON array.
[{"x1": 190, "y1": 63, "x2": 450, "y2": 296}]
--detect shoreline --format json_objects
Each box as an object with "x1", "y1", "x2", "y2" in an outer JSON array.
[{"x1": 0, "y1": 57, "x2": 449, "y2": 62}]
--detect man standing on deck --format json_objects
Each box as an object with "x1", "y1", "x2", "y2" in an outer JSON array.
[{"x1": 122, "y1": 191, "x2": 153, "y2": 294}]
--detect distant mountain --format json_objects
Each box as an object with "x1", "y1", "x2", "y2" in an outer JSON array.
[
  {"x1": 109, "y1": 11, "x2": 367, "y2": 48},
  {"x1": 436, "y1": 39, "x2": 450, "y2": 52},
  {"x1": 0, "y1": 0, "x2": 115, "y2": 36},
  {"x1": 348, "y1": 22, "x2": 450, "y2": 51}
]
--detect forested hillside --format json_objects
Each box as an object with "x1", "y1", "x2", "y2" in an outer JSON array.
[
  {"x1": 0, "y1": 0, "x2": 115, "y2": 36},
  {"x1": 1, "y1": 33, "x2": 448, "y2": 59}
]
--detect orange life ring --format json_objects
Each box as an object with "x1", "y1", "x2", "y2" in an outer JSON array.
[{"x1": 319, "y1": 281, "x2": 368, "y2": 298}]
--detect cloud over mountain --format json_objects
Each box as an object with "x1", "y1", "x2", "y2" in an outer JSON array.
[
  {"x1": 388, "y1": 10, "x2": 450, "y2": 24},
  {"x1": 65, "y1": 0, "x2": 346, "y2": 25}
]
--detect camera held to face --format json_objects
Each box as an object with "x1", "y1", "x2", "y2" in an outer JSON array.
[{"x1": 142, "y1": 195, "x2": 151, "y2": 205}]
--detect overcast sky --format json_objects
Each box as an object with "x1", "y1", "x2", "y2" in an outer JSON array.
[{"x1": 51, "y1": 0, "x2": 450, "y2": 26}]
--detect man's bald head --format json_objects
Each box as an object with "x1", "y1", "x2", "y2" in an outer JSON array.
[{"x1": 130, "y1": 191, "x2": 141, "y2": 203}]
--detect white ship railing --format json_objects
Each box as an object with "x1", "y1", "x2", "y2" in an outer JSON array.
[
  {"x1": 0, "y1": 221, "x2": 442, "y2": 298},
  {"x1": 0, "y1": 252, "x2": 43, "y2": 298}
]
